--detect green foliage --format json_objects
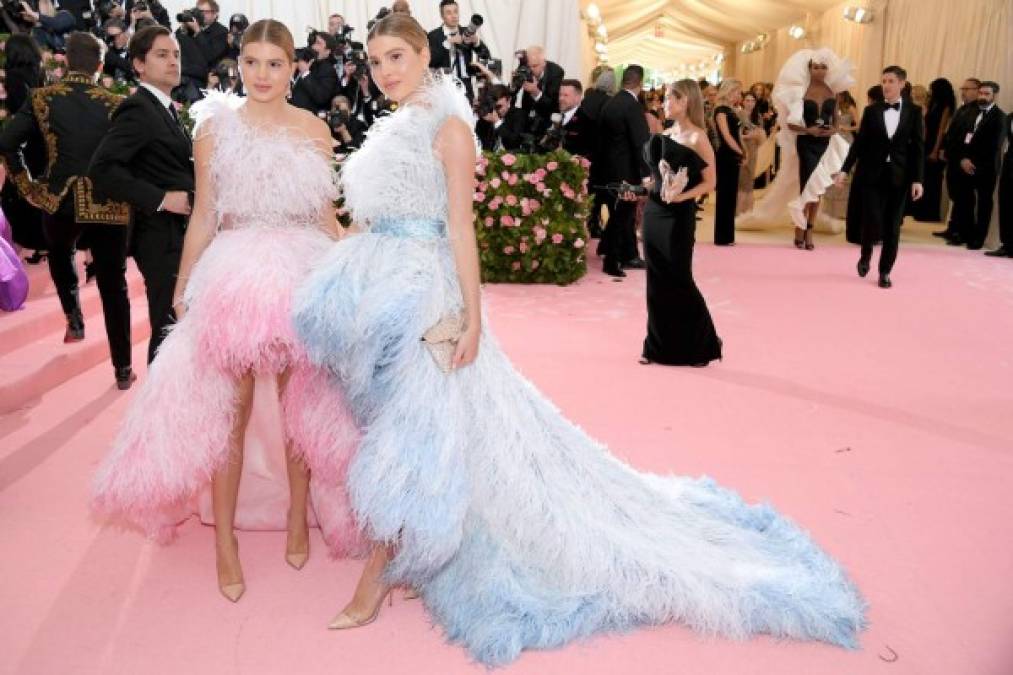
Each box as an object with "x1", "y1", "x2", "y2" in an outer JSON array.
[{"x1": 474, "y1": 149, "x2": 590, "y2": 285}]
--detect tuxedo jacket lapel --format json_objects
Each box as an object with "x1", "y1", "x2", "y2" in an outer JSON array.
[{"x1": 139, "y1": 87, "x2": 191, "y2": 151}]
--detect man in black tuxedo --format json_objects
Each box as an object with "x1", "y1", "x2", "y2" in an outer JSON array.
[
  {"x1": 427, "y1": 0, "x2": 491, "y2": 100},
  {"x1": 985, "y1": 113, "x2": 1013, "y2": 258},
  {"x1": 102, "y1": 18, "x2": 134, "y2": 82},
  {"x1": 581, "y1": 67, "x2": 616, "y2": 239},
  {"x1": 292, "y1": 32, "x2": 339, "y2": 116},
  {"x1": 597, "y1": 64, "x2": 650, "y2": 277},
  {"x1": 558, "y1": 79, "x2": 593, "y2": 158},
  {"x1": 475, "y1": 85, "x2": 526, "y2": 152},
  {"x1": 0, "y1": 32, "x2": 134, "y2": 388},
  {"x1": 513, "y1": 46, "x2": 564, "y2": 136},
  {"x1": 934, "y1": 78, "x2": 980, "y2": 240},
  {"x1": 951, "y1": 81, "x2": 1005, "y2": 250},
  {"x1": 835, "y1": 65, "x2": 924, "y2": 289},
  {"x1": 90, "y1": 25, "x2": 194, "y2": 364}
]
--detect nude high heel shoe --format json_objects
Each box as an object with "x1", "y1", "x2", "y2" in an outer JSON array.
[
  {"x1": 216, "y1": 536, "x2": 245, "y2": 603},
  {"x1": 327, "y1": 591, "x2": 393, "y2": 630},
  {"x1": 285, "y1": 512, "x2": 309, "y2": 570}
]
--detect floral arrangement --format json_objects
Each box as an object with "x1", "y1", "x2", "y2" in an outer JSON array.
[{"x1": 474, "y1": 150, "x2": 590, "y2": 285}]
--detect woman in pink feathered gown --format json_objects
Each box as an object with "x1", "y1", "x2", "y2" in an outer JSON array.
[{"x1": 92, "y1": 20, "x2": 361, "y2": 602}]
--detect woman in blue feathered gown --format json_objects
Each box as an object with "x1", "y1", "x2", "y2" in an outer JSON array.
[{"x1": 293, "y1": 14, "x2": 866, "y2": 667}]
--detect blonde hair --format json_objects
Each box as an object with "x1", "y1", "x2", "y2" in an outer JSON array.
[
  {"x1": 241, "y1": 19, "x2": 295, "y2": 62},
  {"x1": 668, "y1": 79, "x2": 706, "y2": 129},
  {"x1": 716, "y1": 78, "x2": 742, "y2": 106},
  {"x1": 367, "y1": 12, "x2": 429, "y2": 53},
  {"x1": 910, "y1": 84, "x2": 928, "y2": 108}
]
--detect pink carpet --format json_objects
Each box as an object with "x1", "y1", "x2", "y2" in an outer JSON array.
[{"x1": 2, "y1": 239, "x2": 1012, "y2": 675}]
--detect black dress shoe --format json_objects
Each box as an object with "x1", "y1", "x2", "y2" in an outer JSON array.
[
  {"x1": 932, "y1": 229, "x2": 954, "y2": 239},
  {"x1": 966, "y1": 243, "x2": 983, "y2": 251},
  {"x1": 984, "y1": 246, "x2": 1011, "y2": 257},
  {"x1": 878, "y1": 274, "x2": 892, "y2": 289},
  {"x1": 115, "y1": 367, "x2": 137, "y2": 390},
  {"x1": 63, "y1": 311, "x2": 85, "y2": 343},
  {"x1": 857, "y1": 259, "x2": 870, "y2": 277},
  {"x1": 945, "y1": 236, "x2": 964, "y2": 246},
  {"x1": 622, "y1": 257, "x2": 646, "y2": 269},
  {"x1": 603, "y1": 260, "x2": 626, "y2": 278}
]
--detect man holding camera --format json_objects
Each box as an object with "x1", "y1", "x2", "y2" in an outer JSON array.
[
  {"x1": 102, "y1": 18, "x2": 133, "y2": 81},
  {"x1": 125, "y1": 0, "x2": 170, "y2": 28},
  {"x1": 4, "y1": 0, "x2": 76, "y2": 50},
  {"x1": 174, "y1": 6, "x2": 208, "y2": 103},
  {"x1": 292, "y1": 31, "x2": 339, "y2": 116},
  {"x1": 427, "y1": 0, "x2": 489, "y2": 100},
  {"x1": 475, "y1": 84, "x2": 525, "y2": 152},
  {"x1": 194, "y1": 0, "x2": 228, "y2": 70},
  {"x1": 89, "y1": 25, "x2": 195, "y2": 365},
  {"x1": 513, "y1": 46, "x2": 564, "y2": 133},
  {"x1": 0, "y1": 31, "x2": 134, "y2": 387},
  {"x1": 329, "y1": 95, "x2": 366, "y2": 154},
  {"x1": 223, "y1": 13, "x2": 248, "y2": 63}
]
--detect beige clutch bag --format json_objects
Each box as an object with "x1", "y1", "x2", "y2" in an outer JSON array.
[{"x1": 422, "y1": 314, "x2": 464, "y2": 374}]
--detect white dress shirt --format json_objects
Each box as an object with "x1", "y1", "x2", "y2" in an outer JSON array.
[
  {"x1": 562, "y1": 105, "x2": 578, "y2": 127},
  {"x1": 883, "y1": 97, "x2": 901, "y2": 139}
]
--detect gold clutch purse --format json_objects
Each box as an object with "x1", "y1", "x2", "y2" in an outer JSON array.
[{"x1": 422, "y1": 314, "x2": 464, "y2": 374}]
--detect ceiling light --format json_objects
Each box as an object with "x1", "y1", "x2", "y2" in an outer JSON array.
[
  {"x1": 596, "y1": 24, "x2": 607, "y2": 39},
  {"x1": 594, "y1": 42, "x2": 607, "y2": 55},
  {"x1": 843, "y1": 6, "x2": 874, "y2": 23},
  {"x1": 585, "y1": 3, "x2": 600, "y2": 22},
  {"x1": 714, "y1": 53, "x2": 725, "y2": 64},
  {"x1": 788, "y1": 24, "x2": 806, "y2": 39}
]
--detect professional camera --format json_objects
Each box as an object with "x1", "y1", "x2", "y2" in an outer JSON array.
[
  {"x1": 349, "y1": 48, "x2": 369, "y2": 80},
  {"x1": 228, "y1": 13, "x2": 248, "y2": 36},
  {"x1": 366, "y1": 6, "x2": 388, "y2": 32},
  {"x1": 467, "y1": 57, "x2": 502, "y2": 79},
  {"x1": 176, "y1": 6, "x2": 204, "y2": 28},
  {"x1": 511, "y1": 50, "x2": 534, "y2": 91},
  {"x1": 537, "y1": 113, "x2": 565, "y2": 152},
  {"x1": 213, "y1": 60, "x2": 238, "y2": 90},
  {"x1": 328, "y1": 108, "x2": 350, "y2": 132},
  {"x1": 459, "y1": 14, "x2": 483, "y2": 38}
]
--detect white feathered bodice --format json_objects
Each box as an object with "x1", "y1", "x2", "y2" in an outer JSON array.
[
  {"x1": 190, "y1": 91, "x2": 338, "y2": 229},
  {"x1": 340, "y1": 75, "x2": 477, "y2": 228}
]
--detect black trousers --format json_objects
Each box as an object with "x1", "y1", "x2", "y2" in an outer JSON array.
[
  {"x1": 859, "y1": 181, "x2": 908, "y2": 275},
  {"x1": 999, "y1": 158, "x2": 1012, "y2": 247},
  {"x1": 953, "y1": 169, "x2": 997, "y2": 248},
  {"x1": 42, "y1": 213, "x2": 131, "y2": 368},
  {"x1": 601, "y1": 196, "x2": 638, "y2": 264},
  {"x1": 131, "y1": 217, "x2": 184, "y2": 364},
  {"x1": 714, "y1": 152, "x2": 739, "y2": 245}
]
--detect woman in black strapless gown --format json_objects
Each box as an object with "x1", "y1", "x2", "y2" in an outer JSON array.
[
  {"x1": 788, "y1": 60, "x2": 837, "y2": 250},
  {"x1": 640, "y1": 79, "x2": 722, "y2": 367}
]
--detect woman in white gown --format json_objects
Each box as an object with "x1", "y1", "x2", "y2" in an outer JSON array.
[{"x1": 293, "y1": 14, "x2": 866, "y2": 667}]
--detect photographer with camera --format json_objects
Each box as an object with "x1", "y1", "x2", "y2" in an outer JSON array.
[
  {"x1": 328, "y1": 95, "x2": 366, "y2": 154},
  {"x1": 223, "y1": 13, "x2": 247, "y2": 62},
  {"x1": 475, "y1": 84, "x2": 525, "y2": 153},
  {"x1": 125, "y1": 0, "x2": 169, "y2": 27},
  {"x1": 511, "y1": 46, "x2": 565, "y2": 133},
  {"x1": 101, "y1": 17, "x2": 133, "y2": 81},
  {"x1": 173, "y1": 5, "x2": 207, "y2": 103},
  {"x1": 191, "y1": 0, "x2": 227, "y2": 70},
  {"x1": 291, "y1": 31, "x2": 338, "y2": 116},
  {"x1": 3, "y1": 1, "x2": 76, "y2": 50},
  {"x1": 427, "y1": 0, "x2": 490, "y2": 100}
]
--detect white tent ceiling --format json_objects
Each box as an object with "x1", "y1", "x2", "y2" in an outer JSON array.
[{"x1": 585, "y1": 0, "x2": 843, "y2": 73}]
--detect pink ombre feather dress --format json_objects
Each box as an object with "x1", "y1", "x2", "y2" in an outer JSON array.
[{"x1": 92, "y1": 93, "x2": 362, "y2": 556}]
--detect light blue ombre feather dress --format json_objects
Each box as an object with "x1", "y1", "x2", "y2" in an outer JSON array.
[{"x1": 293, "y1": 75, "x2": 866, "y2": 666}]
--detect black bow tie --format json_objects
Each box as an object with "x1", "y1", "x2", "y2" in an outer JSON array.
[{"x1": 885, "y1": 102, "x2": 900, "y2": 111}]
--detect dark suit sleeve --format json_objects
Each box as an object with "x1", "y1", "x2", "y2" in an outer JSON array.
[
  {"x1": 300, "y1": 64, "x2": 339, "y2": 111},
  {"x1": 628, "y1": 99, "x2": 651, "y2": 179},
  {"x1": 909, "y1": 107, "x2": 925, "y2": 184},
  {"x1": 196, "y1": 24, "x2": 229, "y2": 68},
  {"x1": 0, "y1": 96, "x2": 40, "y2": 174},
  {"x1": 88, "y1": 98, "x2": 163, "y2": 215},
  {"x1": 841, "y1": 107, "x2": 872, "y2": 174},
  {"x1": 534, "y1": 63, "x2": 564, "y2": 119},
  {"x1": 428, "y1": 30, "x2": 448, "y2": 69},
  {"x1": 499, "y1": 109, "x2": 526, "y2": 151}
]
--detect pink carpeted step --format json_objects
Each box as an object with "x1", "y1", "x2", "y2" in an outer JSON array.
[
  {"x1": 0, "y1": 294, "x2": 151, "y2": 414},
  {"x1": 0, "y1": 261, "x2": 146, "y2": 358}
]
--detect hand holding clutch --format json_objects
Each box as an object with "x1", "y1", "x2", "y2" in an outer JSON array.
[
  {"x1": 658, "y1": 160, "x2": 690, "y2": 204},
  {"x1": 422, "y1": 314, "x2": 465, "y2": 374}
]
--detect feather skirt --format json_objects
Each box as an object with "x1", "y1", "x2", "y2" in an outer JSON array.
[
  {"x1": 93, "y1": 227, "x2": 363, "y2": 556},
  {"x1": 294, "y1": 226, "x2": 866, "y2": 666}
]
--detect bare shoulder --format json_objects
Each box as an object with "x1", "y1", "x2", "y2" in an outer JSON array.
[
  {"x1": 288, "y1": 106, "x2": 332, "y2": 151},
  {"x1": 434, "y1": 116, "x2": 475, "y2": 157}
]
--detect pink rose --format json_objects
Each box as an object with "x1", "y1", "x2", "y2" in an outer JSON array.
[
  {"x1": 478, "y1": 181, "x2": 488, "y2": 191},
  {"x1": 503, "y1": 245, "x2": 515, "y2": 254},
  {"x1": 533, "y1": 226, "x2": 547, "y2": 243},
  {"x1": 511, "y1": 261, "x2": 522, "y2": 271},
  {"x1": 476, "y1": 163, "x2": 486, "y2": 176},
  {"x1": 535, "y1": 168, "x2": 547, "y2": 180},
  {"x1": 536, "y1": 182, "x2": 547, "y2": 192},
  {"x1": 506, "y1": 173, "x2": 518, "y2": 186},
  {"x1": 501, "y1": 215, "x2": 515, "y2": 227},
  {"x1": 526, "y1": 173, "x2": 539, "y2": 185},
  {"x1": 474, "y1": 191, "x2": 486, "y2": 202},
  {"x1": 546, "y1": 161, "x2": 558, "y2": 171},
  {"x1": 531, "y1": 260, "x2": 540, "y2": 270},
  {"x1": 580, "y1": 157, "x2": 591, "y2": 169},
  {"x1": 488, "y1": 199, "x2": 500, "y2": 211},
  {"x1": 490, "y1": 177, "x2": 502, "y2": 189},
  {"x1": 519, "y1": 242, "x2": 529, "y2": 253},
  {"x1": 551, "y1": 233, "x2": 564, "y2": 244},
  {"x1": 502, "y1": 153, "x2": 517, "y2": 166},
  {"x1": 528, "y1": 199, "x2": 540, "y2": 210},
  {"x1": 505, "y1": 195, "x2": 518, "y2": 206},
  {"x1": 574, "y1": 238, "x2": 585, "y2": 249},
  {"x1": 484, "y1": 216, "x2": 494, "y2": 227}
]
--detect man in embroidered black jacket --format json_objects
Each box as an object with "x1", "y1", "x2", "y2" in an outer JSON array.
[{"x1": 0, "y1": 31, "x2": 135, "y2": 388}]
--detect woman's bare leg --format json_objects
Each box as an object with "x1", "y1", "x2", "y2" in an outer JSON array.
[
  {"x1": 212, "y1": 372, "x2": 255, "y2": 600},
  {"x1": 278, "y1": 369, "x2": 310, "y2": 568}
]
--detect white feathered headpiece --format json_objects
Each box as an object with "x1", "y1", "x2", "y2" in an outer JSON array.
[{"x1": 772, "y1": 48, "x2": 855, "y2": 128}]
